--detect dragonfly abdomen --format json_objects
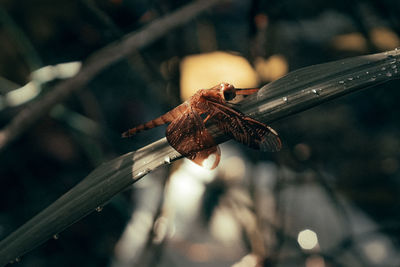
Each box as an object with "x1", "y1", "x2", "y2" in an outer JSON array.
[{"x1": 122, "y1": 103, "x2": 187, "y2": 137}]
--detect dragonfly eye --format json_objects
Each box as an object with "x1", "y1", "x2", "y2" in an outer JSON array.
[
  {"x1": 223, "y1": 90, "x2": 236, "y2": 101},
  {"x1": 221, "y1": 83, "x2": 236, "y2": 101}
]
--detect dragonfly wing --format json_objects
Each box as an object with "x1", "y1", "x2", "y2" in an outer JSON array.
[
  {"x1": 207, "y1": 101, "x2": 282, "y2": 152},
  {"x1": 166, "y1": 108, "x2": 220, "y2": 169}
]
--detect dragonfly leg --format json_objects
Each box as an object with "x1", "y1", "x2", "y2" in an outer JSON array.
[{"x1": 203, "y1": 114, "x2": 212, "y2": 123}]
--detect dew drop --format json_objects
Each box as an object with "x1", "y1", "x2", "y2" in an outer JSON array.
[
  {"x1": 347, "y1": 77, "x2": 353, "y2": 81},
  {"x1": 136, "y1": 170, "x2": 145, "y2": 177},
  {"x1": 15, "y1": 257, "x2": 21, "y2": 263},
  {"x1": 339, "y1": 80, "x2": 345, "y2": 84},
  {"x1": 137, "y1": 168, "x2": 151, "y2": 177},
  {"x1": 53, "y1": 234, "x2": 59, "y2": 240},
  {"x1": 370, "y1": 77, "x2": 377, "y2": 81},
  {"x1": 381, "y1": 67, "x2": 386, "y2": 71},
  {"x1": 95, "y1": 206, "x2": 103, "y2": 212},
  {"x1": 282, "y1": 96, "x2": 288, "y2": 102},
  {"x1": 311, "y1": 89, "x2": 320, "y2": 96},
  {"x1": 391, "y1": 65, "x2": 397, "y2": 69},
  {"x1": 386, "y1": 72, "x2": 393, "y2": 77},
  {"x1": 164, "y1": 156, "x2": 171, "y2": 164}
]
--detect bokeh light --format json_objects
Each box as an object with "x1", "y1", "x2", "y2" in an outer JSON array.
[{"x1": 297, "y1": 229, "x2": 319, "y2": 250}]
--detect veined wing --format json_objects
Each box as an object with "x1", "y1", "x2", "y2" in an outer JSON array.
[
  {"x1": 207, "y1": 100, "x2": 282, "y2": 152},
  {"x1": 166, "y1": 107, "x2": 220, "y2": 169}
]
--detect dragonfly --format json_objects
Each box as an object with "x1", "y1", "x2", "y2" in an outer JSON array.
[{"x1": 122, "y1": 83, "x2": 282, "y2": 169}]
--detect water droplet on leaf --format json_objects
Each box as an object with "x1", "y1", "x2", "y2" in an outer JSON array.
[
  {"x1": 164, "y1": 156, "x2": 171, "y2": 164},
  {"x1": 311, "y1": 89, "x2": 320, "y2": 96}
]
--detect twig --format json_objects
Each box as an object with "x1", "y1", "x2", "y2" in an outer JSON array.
[
  {"x1": 0, "y1": 0, "x2": 223, "y2": 153},
  {"x1": 0, "y1": 49, "x2": 399, "y2": 265}
]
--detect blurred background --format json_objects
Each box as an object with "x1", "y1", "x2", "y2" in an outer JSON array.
[{"x1": 0, "y1": 0, "x2": 400, "y2": 266}]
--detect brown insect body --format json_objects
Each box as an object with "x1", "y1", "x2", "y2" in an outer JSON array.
[{"x1": 122, "y1": 83, "x2": 281, "y2": 169}]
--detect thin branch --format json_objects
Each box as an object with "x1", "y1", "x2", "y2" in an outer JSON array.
[
  {"x1": 0, "y1": 49, "x2": 399, "y2": 265},
  {"x1": 0, "y1": 0, "x2": 223, "y2": 153}
]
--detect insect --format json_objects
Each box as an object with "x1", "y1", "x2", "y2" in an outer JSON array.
[{"x1": 122, "y1": 83, "x2": 282, "y2": 169}]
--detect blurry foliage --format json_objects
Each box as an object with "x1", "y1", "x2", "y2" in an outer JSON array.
[{"x1": 0, "y1": 0, "x2": 400, "y2": 266}]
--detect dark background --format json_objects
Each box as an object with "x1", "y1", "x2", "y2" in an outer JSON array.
[{"x1": 0, "y1": 0, "x2": 400, "y2": 266}]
